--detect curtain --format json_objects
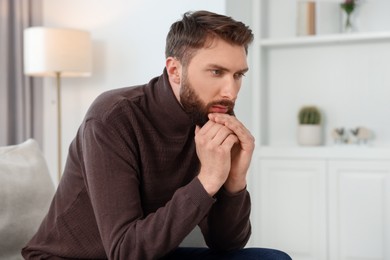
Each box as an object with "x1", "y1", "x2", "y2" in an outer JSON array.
[{"x1": 0, "y1": 0, "x2": 43, "y2": 146}]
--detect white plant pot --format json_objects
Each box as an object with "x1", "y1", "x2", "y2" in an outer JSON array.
[{"x1": 297, "y1": 125, "x2": 323, "y2": 146}]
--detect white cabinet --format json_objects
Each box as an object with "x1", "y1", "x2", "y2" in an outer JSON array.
[
  {"x1": 329, "y1": 160, "x2": 390, "y2": 260},
  {"x1": 255, "y1": 159, "x2": 327, "y2": 260},
  {"x1": 250, "y1": 148, "x2": 390, "y2": 260}
]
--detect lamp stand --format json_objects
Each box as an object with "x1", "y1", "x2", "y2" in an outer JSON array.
[{"x1": 55, "y1": 72, "x2": 62, "y2": 182}]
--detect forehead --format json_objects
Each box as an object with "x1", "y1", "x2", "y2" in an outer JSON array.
[{"x1": 188, "y1": 38, "x2": 248, "y2": 71}]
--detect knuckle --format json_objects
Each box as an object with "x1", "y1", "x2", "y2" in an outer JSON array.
[{"x1": 195, "y1": 136, "x2": 206, "y2": 146}]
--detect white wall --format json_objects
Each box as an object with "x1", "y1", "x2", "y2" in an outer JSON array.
[{"x1": 41, "y1": 0, "x2": 231, "y2": 183}]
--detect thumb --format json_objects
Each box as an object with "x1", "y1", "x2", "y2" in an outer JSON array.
[{"x1": 195, "y1": 125, "x2": 201, "y2": 135}]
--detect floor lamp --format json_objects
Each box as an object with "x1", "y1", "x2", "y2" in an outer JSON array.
[{"x1": 24, "y1": 27, "x2": 92, "y2": 182}]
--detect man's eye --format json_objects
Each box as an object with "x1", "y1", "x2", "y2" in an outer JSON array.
[
  {"x1": 211, "y1": 70, "x2": 222, "y2": 76},
  {"x1": 234, "y1": 73, "x2": 245, "y2": 80}
]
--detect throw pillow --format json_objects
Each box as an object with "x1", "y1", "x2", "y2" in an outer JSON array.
[{"x1": 0, "y1": 139, "x2": 54, "y2": 260}]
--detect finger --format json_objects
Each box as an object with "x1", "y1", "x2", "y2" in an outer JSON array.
[
  {"x1": 208, "y1": 113, "x2": 237, "y2": 127},
  {"x1": 197, "y1": 121, "x2": 228, "y2": 142},
  {"x1": 210, "y1": 126, "x2": 235, "y2": 146},
  {"x1": 209, "y1": 114, "x2": 254, "y2": 150},
  {"x1": 196, "y1": 120, "x2": 214, "y2": 134},
  {"x1": 195, "y1": 125, "x2": 201, "y2": 135},
  {"x1": 209, "y1": 113, "x2": 247, "y2": 138},
  {"x1": 196, "y1": 121, "x2": 236, "y2": 150},
  {"x1": 220, "y1": 134, "x2": 239, "y2": 150},
  {"x1": 208, "y1": 113, "x2": 236, "y2": 122}
]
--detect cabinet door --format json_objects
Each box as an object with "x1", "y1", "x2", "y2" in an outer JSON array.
[
  {"x1": 329, "y1": 160, "x2": 390, "y2": 260},
  {"x1": 253, "y1": 159, "x2": 327, "y2": 260}
]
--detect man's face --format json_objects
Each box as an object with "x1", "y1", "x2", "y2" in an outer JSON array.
[{"x1": 179, "y1": 38, "x2": 248, "y2": 126}]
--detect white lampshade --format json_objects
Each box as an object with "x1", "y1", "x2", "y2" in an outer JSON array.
[{"x1": 24, "y1": 27, "x2": 92, "y2": 77}]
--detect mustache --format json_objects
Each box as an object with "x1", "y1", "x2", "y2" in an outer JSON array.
[{"x1": 207, "y1": 99, "x2": 235, "y2": 115}]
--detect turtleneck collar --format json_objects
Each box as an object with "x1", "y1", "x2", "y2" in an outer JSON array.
[{"x1": 149, "y1": 69, "x2": 195, "y2": 137}]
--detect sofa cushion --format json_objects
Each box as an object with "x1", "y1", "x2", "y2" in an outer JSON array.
[{"x1": 0, "y1": 139, "x2": 54, "y2": 260}]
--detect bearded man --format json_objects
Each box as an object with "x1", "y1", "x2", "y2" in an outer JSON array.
[{"x1": 22, "y1": 10, "x2": 291, "y2": 260}]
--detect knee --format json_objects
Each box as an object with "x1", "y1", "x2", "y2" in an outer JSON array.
[
  {"x1": 273, "y1": 249, "x2": 292, "y2": 260},
  {"x1": 245, "y1": 248, "x2": 292, "y2": 260}
]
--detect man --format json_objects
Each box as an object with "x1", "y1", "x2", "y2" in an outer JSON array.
[{"x1": 22, "y1": 10, "x2": 291, "y2": 260}]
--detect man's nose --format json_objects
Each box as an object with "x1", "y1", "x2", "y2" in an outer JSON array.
[{"x1": 220, "y1": 76, "x2": 239, "y2": 100}]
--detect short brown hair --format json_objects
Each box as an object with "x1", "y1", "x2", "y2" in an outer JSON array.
[{"x1": 165, "y1": 10, "x2": 254, "y2": 66}]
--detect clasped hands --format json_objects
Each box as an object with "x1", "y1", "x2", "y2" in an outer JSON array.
[{"x1": 195, "y1": 113, "x2": 255, "y2": 196}]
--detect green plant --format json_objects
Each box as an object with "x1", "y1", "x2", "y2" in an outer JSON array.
[
  {"x1": 340, "y1": 0, "x2": 356, "y2": 15},
  {"x1": 340, "y1": 0, "x2": 357, "y2": 29},
  {"x1": 298, "y1": 106, "x2": 321, "y2": 125}
]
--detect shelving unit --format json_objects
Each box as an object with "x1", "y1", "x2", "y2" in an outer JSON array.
[
  {"x1": 251, "y1": 0, "x2": 390, "y2": 147},
  {"x1": 247, "y1": 1, "x2": 390, "y2": 259}
]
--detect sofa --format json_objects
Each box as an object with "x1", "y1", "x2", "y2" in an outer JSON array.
[
  {"x1": 0, "y1": 139, "x2": 206, "y2": 259},
  {"x1": 0, "y1": 139, "x2": 55, "y2": 260}
]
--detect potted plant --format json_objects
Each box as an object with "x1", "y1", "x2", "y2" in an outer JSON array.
[
  {"x1": 340, "y1": 0, "x2": 357, "y2": 32},
  {"x1": 297, "y1": 106, "x2": 323, "y2": 146}
]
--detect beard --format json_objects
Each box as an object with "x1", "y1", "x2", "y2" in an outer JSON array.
[{"x1": 180, "y1": 70, "x2": 235, "y2": 126}]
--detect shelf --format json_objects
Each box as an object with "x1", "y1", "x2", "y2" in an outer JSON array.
[
  {"x1": 258, "y1": 31, "x2": 390, "y2": 48},
  {"x1": 255, "y1": 146, "x2": 390, "y2": 160}
]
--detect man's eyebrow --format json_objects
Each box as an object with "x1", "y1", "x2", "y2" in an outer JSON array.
[
  {"x1": 207, "y1": 64, "x2": 249, "y2": 73},
  {"x1": 239, "y1": 68, "x2": 249, "y2": 74}
]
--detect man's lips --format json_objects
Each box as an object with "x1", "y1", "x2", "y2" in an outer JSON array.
[{"x1": 209, "y1": 105, "x2": 229, "y2": 114}]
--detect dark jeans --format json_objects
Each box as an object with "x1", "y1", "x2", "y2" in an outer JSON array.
[{"x1": 163, "y1": 247, "x2": 292, "y2": 260}]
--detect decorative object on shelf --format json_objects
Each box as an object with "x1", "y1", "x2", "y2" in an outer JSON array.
[
  {"x1": 331, "y1": 127, "x2": 346, "y2": 144},
  {"x1": 340, "y1": 0, "x2": 357, "y2": 33},
  {"x1": 331, "y1": 126, "x2": 373, "y2": 145},
  {"x1": 350, "y1": 127, "x2": 373, "y2": 144},
  {"x1": 297, "y1": 106, "x2": 323, "y2": 146},
  {"x1": 297, "y1": 1, "x2": 316, "y2": 36}
]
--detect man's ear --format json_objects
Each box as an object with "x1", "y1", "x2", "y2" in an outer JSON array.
[{"x1": 166, "y1": 57, "x2": 182, "y2": 85}]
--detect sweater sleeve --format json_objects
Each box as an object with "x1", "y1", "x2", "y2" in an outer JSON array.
[
  {"x1": 200, "y1": 187, "x2": 252, "y2": 251},
  {"x1": 80, "y1": 119, "x2": 215, "y2": 259}
]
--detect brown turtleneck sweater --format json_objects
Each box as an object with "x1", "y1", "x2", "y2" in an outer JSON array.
[{"x1": 22, "y1": 70, "x2": 251, "y2": 260}]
